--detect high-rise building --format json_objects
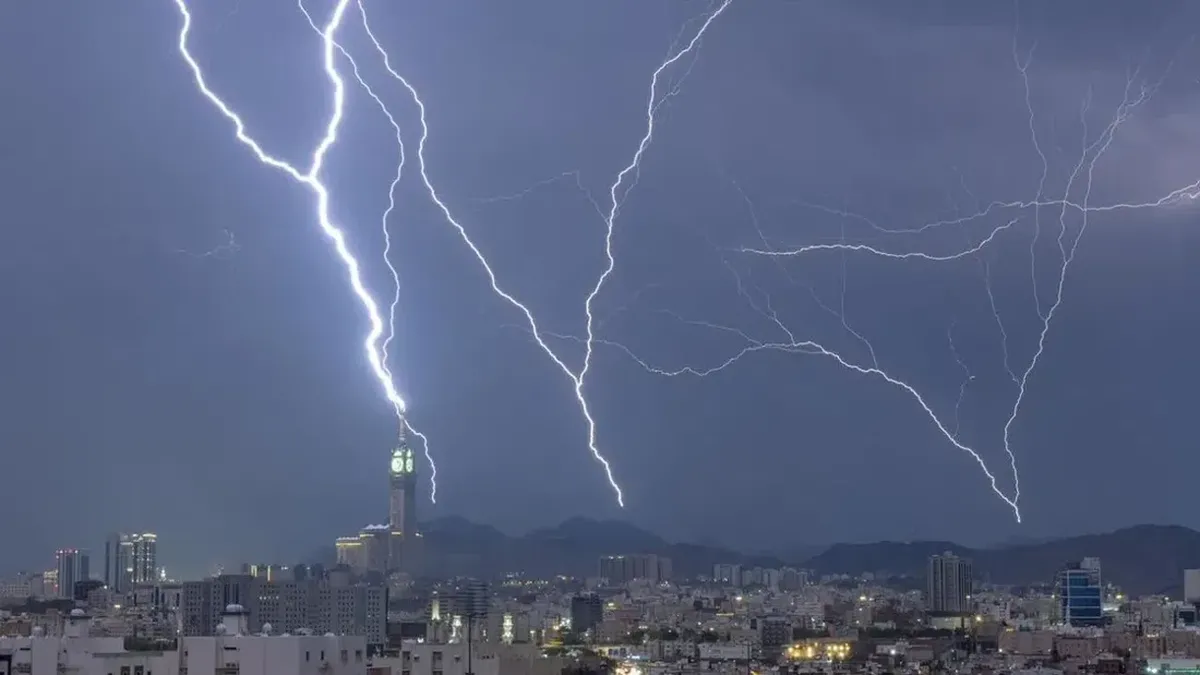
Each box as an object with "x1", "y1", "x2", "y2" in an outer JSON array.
[
  {"x1": 104, "y1": 533, "x2": 120, "y2": 591},
  {"x1": 130, "y1": 533, "x2": 157, "y2": 584},
  {"x1": 780, "y1": 567, "x2": 810, "y2": 590},
  {"x1": 333, "y1": 426, "x2": 422, "y2": 576},
  {"x1": 55, "y1": 549, "x2": 89, "y2": 600},
  {"x1": 116, "y1": 535, "x2": 133, "y2": 590},
  {"x1": 570, "y1": 594, "x2": 603, "y2": 635},
  {"x1": 1058, "y1": 558, "x2": 1103, "y2": 627},
  {"x1": 388, "y1": 424, "x2": 418, "y2": 571},
  {"x1": 335, "y1": 526, "x2": 390, "y2": 575},
  {"x1": 105, "y1": 533, "x2": 156, "y2": 591},
  {"x1": 335, "y1": 536, "x2": 365, "y2": 569},
  {"x1": 927, "y1": 551, "x2": 972, "y2": 614},
  {"x1": 713, "y1": 563, "x2": 742, "y2": 587},
  {"x1": 104, "y1": 533, "x2": 133, "y2": 592},
  {"x1": 598, "y1": 554, "x2": 672, "y2": 584},
  {"x1": 450, "y1": 578, "x2": 490, "y2": 621}
]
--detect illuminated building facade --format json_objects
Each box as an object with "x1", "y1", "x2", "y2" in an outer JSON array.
[
  {"x1": 784, "y1": 637, "x2": 855, "y2": 662},
  {"x1": 104, "y1": 532, "x2": 158, "y2": 591},
  {"x1": 130, "y1": 533, "x2": 157, "y2": 584},
  {"x1": 388, "y1": 425, "x2": 418, "y2": 572},
  {"x1": 335, "y1": 536, "x2": 364, "y2": 569},
  {"x1": 332, "y1": 425, "x2": 421, "y2": 575}
]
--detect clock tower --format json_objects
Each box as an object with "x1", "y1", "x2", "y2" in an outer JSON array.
[{"x1": 387, "y1": 422, "x2": 418, "y2": 571}]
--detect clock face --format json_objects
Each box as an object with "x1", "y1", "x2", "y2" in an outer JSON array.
[{"x1": 390, "y1": 456, "x2": 404, "y2": 474}]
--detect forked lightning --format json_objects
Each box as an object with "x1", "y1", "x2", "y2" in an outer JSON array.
[
  {"x1": 171, "y1": 1, "x2": 1193, "y2": 520},
  {"x1": 172, "y1": 0, "x2": 733, "y2": 507},
  {"x1": 172, "y1": 0, "x2": 436, "y2": 500},
  {"x1": 582, "y1": 40, "x2": 1192, "y2": 523}
]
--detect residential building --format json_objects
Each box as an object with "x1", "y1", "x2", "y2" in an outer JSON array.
[{"x1": 927, "y1": 551, "x2": 972, "y2": 614}]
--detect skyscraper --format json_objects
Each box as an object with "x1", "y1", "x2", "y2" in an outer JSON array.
[
  {"x1": 104, "y1": 533, "x2": 121, "y2": 591},
  {"x1": 388, "y1": 423, "x2": 418, "y2": 571},
  {"x1": 55, "y1": 549, "x2": 89, "y2": 600},
  {"x1": 332, "y1": 426, "x2": 421, "y2": 576},
  {"x1": 105, "y1": 532, "x2": 158, "y2": 590},
  {"x1": 130, "y1": 533, "x2": 158, "y2": 584},
  {"x1": 927, "y1": 551, "x2": 972, "y2": 614}
]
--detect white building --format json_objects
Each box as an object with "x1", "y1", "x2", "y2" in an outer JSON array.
[
  {"x1": 371, "y1": 643, "x2": 565, "y2": 675},
  {"x1": 0, "y1": 579, "x2": 33, "y2": 602},
  {"x1": 0, "y1": 606, "x2": 368, "y2": 675},
  {"x1": 1184, "y1": 569, "x2": 1200, "y2": 603},
  {"x1": 713, "y1": 564, "x2": 742, "y2": 587}
]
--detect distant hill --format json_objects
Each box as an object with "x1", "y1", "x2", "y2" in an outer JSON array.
[
  {"x1": 802, "y1": 524, "x2": 1200, "y2": 596},
  {"x1": 418, "y1": 516, "x2": 784, "y2": 579},
  {"x1": 306, "y1": 520, "x2": 1200, "y2": 595}
]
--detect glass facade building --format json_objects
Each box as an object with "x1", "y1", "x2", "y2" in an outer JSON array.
[{"x1": 1058, "y1": 560, "x2": 1103, "y2": 627}]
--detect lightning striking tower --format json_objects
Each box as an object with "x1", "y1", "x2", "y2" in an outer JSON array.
[
  {"x1": 388, "y1": 422, "x2": 418, "y2": 571},
  {"x1": 172, "y1": 0, "x2": 733, "y2": 508},
  {"x1": 172, "y1": 0, "x2": 437, "y2": 500},
  {"x1": 343, "y1": 0, "x2": 732, "y2": 506}
]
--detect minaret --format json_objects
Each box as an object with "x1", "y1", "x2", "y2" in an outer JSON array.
[{"x1": 388, "y1": 419, "x2": 417, "y2": 571}]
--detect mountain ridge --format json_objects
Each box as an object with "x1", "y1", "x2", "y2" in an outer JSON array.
[
  {"x1": 315, "y1": 519, "x2": 1198, "y2": 595},
  {"x1": 798, "y1": 524, "x2": 1199, "y2": 595}
]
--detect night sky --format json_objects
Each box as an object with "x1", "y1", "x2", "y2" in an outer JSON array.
[{"x1": 5, "y1": 0, "x2": 1200, "y2": 577}]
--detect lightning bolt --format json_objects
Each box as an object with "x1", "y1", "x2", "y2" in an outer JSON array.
[
  {"x1": 176, "y1": 0, "x2": 731, "y2": 507},
  {"x1": 172, "y1": 0, "x2": 437, "y2": 501},
  {"x1": 577, "y1": 24, "x2": 1187, "y2": 523},
  {"x1": 343, "y1": 0, "x2": 733, "y2": 506},
  {"x1": 170, "y1": 0, "x2": 1190, "y2": 521},
  {"x1": 294, "y1": 0, "x2": 436, "y2": 503},
  {"x1": 946, "y1": 321, "x2": 975, "y2": 437}
]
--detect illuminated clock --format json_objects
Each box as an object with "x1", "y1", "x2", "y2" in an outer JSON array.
[
  {"x1": 406, "y1": 456, "x2": 414, "y2": 473},
  {"x1": 390, "y1": 453, "x2": 404, "y2": 474}
]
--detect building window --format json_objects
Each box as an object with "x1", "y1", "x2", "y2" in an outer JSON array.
[
  {"x1": 320, "y1": 651, "x2": 325, "y2": 661},
  {"x1": 305, "y1": 651, "x2": 310, "y2": 662},
  {"x1": 340, "y1": 650, "x2": 348, "y2": 663},
  {"x1": 355, "y1": 650, "x2": 363, "y2": 662},
  {"x1": 120, "y1": 667, "x2": 130, "y2": 675}
]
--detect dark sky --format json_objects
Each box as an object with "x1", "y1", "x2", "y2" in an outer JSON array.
[{"x1": 5, "y1": 0, "x2": 1200, "y2": 577}]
